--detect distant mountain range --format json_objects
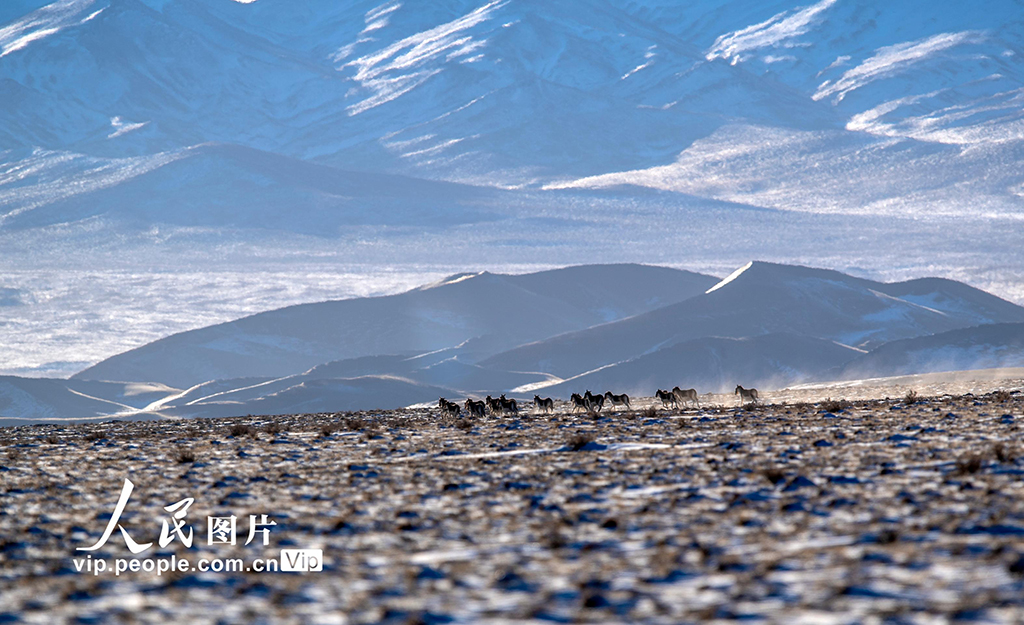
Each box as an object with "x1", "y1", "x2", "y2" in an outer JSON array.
[
  {"x1": 2, "y1": 0, "x2": 1022, "y2": 232},
  {"x1": 3, "y1": 261, "x2": 1024, "y2": 424},
  {"x1": 73, "y1": 264, "x2": 716, "y2": 387},
  {"x1": 1, "y1": 2, "x2": 1022, "y2": 417}
]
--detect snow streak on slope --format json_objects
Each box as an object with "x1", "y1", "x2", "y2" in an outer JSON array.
[
  {"x1": 814, "y1": 31, "x2": 987, "y2": 103},
  {"x1": 706, "y1": 261, "x2": 753, "y2": 294},
  {"x1": 696, "y1": 1, "x2": 1024, "y2": 152},
  {"x1": 340, "y1": 1, "x2": 506, "y2": 115},
  {"x1": 0, "y1": 0, "x2": 104, "y2": 58},
  {"x1": 548, "y1": 124, "x2": 1024, "y2": 219},
  {"x1": 0, "y1": 148, "x2": 187, "y2": 227},
  {"x1": 107, "y1": 116, "x2": 148, "y2": 139},
  {"x1": 706, "y1": 0, "x2": 836, "y2": 65},
  {"x1": 847, "y1": 87, "x2": 1024, "y2": 145}
]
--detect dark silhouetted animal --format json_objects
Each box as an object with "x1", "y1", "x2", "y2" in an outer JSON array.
[
  {"x1": 439, "y1": 397, "x2": 461, "y2": 417},
  {"x1": 485, "y1": 395, "x2": 503, "y2": 415},
  {"x1": 570, "y1": 393, "x2": 588, "y2": 413},
  {"x1": 534, "y1": 395, "x2": 554, "y2": 413},
  {"x1": 656, "y1": 389, "x2": 677, "y2": 408},
  {"x1": 603, "y1": 391, "x2": 630, "y2": 410},
  {"x1": 464, "y1": 398, "x2": 487, "y2": 417},
  {"x1": 500, "y1": 394, "x2": 519, "y2": 416},
  {"x1": 672, "y1": 387, "x2": 699, "y2": 409}
]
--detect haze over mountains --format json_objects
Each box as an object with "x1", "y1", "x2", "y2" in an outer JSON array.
[
  {"x1": 4, "y1": 261, "x2": 1024, "y2": 424},
  {"x1": 74, "y1": 264, "x2": 716, "y2": 387},
  {"x1": 0, "y1": 1, "x2": 1022, "y2": 389}
]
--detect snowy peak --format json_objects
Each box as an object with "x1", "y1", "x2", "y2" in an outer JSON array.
[
  {"x1": 703, "y1": 261, "x2": 1023, "y2": 333},
  {"x1": 418, "y1": 271, "x2": 494, "y2": 290},
  {"x1": 704, "y1": 260, "x2": 876, "y2": 295},
  {"x1": 706, "y1": 261, "x2": 753, "y2": 293}
]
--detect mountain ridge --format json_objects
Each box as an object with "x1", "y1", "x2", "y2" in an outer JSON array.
[
  {"x1": 481, "y1": 261, "x2": 1024, "y2": 378},
  {"x1": 72, "y1": 263, "x2": 718, "y2": 387}
]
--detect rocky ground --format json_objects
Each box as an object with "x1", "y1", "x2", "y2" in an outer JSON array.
[{"x1": 2, "y1": 378, "x2": 1024, "y2": 624}]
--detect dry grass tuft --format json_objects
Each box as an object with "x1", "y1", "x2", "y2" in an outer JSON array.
[
  {"x1": 994, "y1": 443, "x2": 1016, "y2": 464},
  {"x1": 567, "y1": 433, "x2": 595, "y2": 451},
  {"x1": 762, "y1": 467, "x2": 786, "y2": 486},
  {"x1": 641, "y1": 406, "x2": 658, "y2": 419},
  {"x1": 84, "y1": 431, "x2": 105, "y2": 443},
  {"x1": 821, "y1": 397, "x2": 851, "y2": 413},
  {"x1": 994, "y1": 390, "x2": 1012, "y2": 403},
  {"x1": 904, "y1": 390, "x2": 919, "y2": 405},
  {"x1": 228, "y1": 423, "x2": 256, "y2": 438},
  {"x1": 955, "y1": 453, "x2": 984, "y2": 476},
  {"x1": 175, "y1": 448, "x2": 196, "y2": 464},
  {"x1": 319, "y1": 425, "x2": 337, "y2": 438},
  {"x1": 264, "y1": 423, "x2": 283, "y2": 436},
  {"x1": 341, "y1": 416, "x2": 367, "y2": 431}
]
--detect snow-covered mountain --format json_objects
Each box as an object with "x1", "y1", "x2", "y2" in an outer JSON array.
[
  {"x1": 481, "y1": 261, "x2": 1024, "y2": 378},
  {"x1": 73, "y1": 264, "x2": 716, "y2": 387},
  {"x1": 0, "y1": 0, "x2": 836, "y2": 180},
  {"x1": 3, "y1": 0, "x2": 1021, "y2": 204}
]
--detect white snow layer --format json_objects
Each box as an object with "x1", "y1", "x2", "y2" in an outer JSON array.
[
  {"x1": 814, "y1": 31, "x2": 986, "y2": 103},
  {"x1": 706, "y1": 0, "x2": 837, "y2": 64},
  {"x1": 340, "y1": 0, "x2": 506, "y2": 115},
  {"x1": 0, "y1": 0, "x2": 102, "y2": 57}
]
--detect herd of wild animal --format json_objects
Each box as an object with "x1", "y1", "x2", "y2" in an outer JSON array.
[{"x1": 438, "y1": 385, "x2": 759, "y2": 417}]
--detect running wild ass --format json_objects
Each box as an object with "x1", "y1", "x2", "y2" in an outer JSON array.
[
  {"x1": 655, "y1": 389, "x2": 678, "y2": 408},
  {"x1": 603, "y1": 391, "x2": 631, "y2": 411},
  {"x1": 534, "y1": 395, "x2": 554, "y2": 414},
  {"x1": 735, "y1": 385, "x2": 759, "y2": 405},
  {"x1": 672, "y1": 387, "x2": 699, "y2": 409}
]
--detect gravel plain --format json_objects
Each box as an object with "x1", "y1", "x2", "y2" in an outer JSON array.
[{"x1": 2, "y1": 377, "x2": 1024, "y2": 624}]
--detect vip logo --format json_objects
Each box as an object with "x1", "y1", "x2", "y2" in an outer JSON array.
[{"x1": 280, "y1": 549, "x2": 323, "y2": 572}]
